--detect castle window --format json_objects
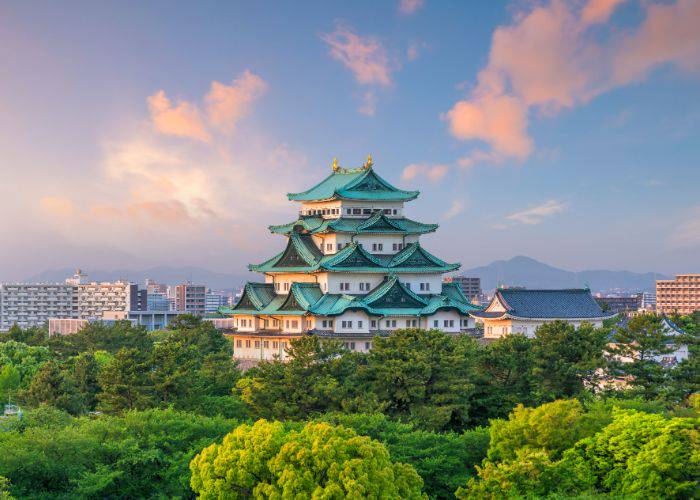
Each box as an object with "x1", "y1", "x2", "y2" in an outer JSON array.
[
  {"x1": 273, "y1": 341, "x2": 278, "y2": 348},
  {"x1": 365, "y1": 342, "x2": 371, "y2": 350},
  {"x1": 346, "y1": 209, "x2": 352, "y2": 215},
  {"x1": 358, "y1": 320, "x2": 363, "y2": 328},
  {"x1": 236, "y1": 340, "x2": 242, "y2": 348},
  {"x1": 292, "y1": 320, "x2": 298, "y2": 329},
  {"x1": 393, "y1": 209, "x2": 397, "y2": 214},
  {"x1": 350, "y1": 342, "x2": 356, "y2": 350},
  {"x1": 340, "y1": 282, "x2": 350, "y2": 291},
  {"x1": 352, "y1": 208, "x2": 361, "y2": 215},
  {"x1": 254, "y1": 341, "x2": 260, "y2": 348},
  {"x1": 433, "y1": 320, "x2": 438, "y2": 328},
  {"x1": 245, "y1": 340, "x2": 251, "y2": 348},
  {"x1": 384, "y1": 209, "x2": 391, "y2": 215},
  {"x1": 363, "y1": 208, "x2": 372, "y2": 215},
  {"x1": 371, "y1": 320, "x2": 377, "y2": 328},
  {"x1": 263, "y1": 341, "x2": 269, "y2": 348}
]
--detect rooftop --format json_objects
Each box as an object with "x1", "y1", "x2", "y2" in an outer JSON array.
[
  {"x1": 472, "y1": 288, "x2": 612, "y2": 320},
  {"x1": 287, "y1": 159, "x2": 419, "y2": 202}
]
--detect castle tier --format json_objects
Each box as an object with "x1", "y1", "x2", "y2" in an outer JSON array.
[{"x1": 223, "y1": 156, "x2": 482, "y2": 360}]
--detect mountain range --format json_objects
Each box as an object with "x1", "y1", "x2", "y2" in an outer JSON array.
[
  {"x1": 461, "y1": 256, "x2": 667, "y2": 292},
  {"x1": 22, "y1": 256, "x2": 668, "y2": 293}
]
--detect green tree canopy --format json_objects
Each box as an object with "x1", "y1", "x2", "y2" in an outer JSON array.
[{"x1": 189, "y1": 419, "x2": 425, "y2": 499}]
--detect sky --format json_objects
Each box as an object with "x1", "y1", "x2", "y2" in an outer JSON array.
[{"x1": 1, "y1": 0, "x2": 699, "y2": 281}]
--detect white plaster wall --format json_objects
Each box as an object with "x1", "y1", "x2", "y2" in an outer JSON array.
[
  {"x1": 232, "y1": 335, "x2": 295, "y2": 360},
  {"x1": 422, "y1": 310, "x2": 462, "y2": 332},
  {"x1": 333, "y1": 310, "x2": 371, "y2": 333}
]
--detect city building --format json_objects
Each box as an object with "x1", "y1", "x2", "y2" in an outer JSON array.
[
  {"x1": 641, "y1": 291, "x2": 656, "y2": 311},
  {"x1": 595, "y1": 294, "x2": 642, "y2": 314},
  {"x1": 0, "y1": 283, "x2": 76, "y2": 331},
  {"x1": 48, "y1": 316, "x2": 137, "y2": 336},
  {"x1": 147, "y1": 291, "x2": 171, "y2": 312},
  {"x1": 222, "y1": 156, "x2": 482, "y2": 361},
  {"x1": 74, "y1": 280, "x2": 137, "y2": 320},
  {"x1": 656, "y1": 274, "x2": 700, "y2": 315},
  {"x1": 443, "y1": 275, "x2": 481, "y2": 302},
  {"x1": 472, "y1": 288, "x2": 613, "y2": 339},
  {"x1": 145, "y1": 278, "x2": 168, "y2": 295},
  {"x1": 174, "y1": 283, "x2": 206, "y2": 315},
  {"x1": 205, "y1": 290, "x2": 229, "y2": 314}
]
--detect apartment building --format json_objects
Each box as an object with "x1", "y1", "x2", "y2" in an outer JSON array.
[
  {"x1": 656, "y1": 274, "x2": 700, "y2": 315},
  {"x1": 205, "y1": 290, "x2": 229, "y2": 314},
  {"x1": 0, "y1": 283, "x2": 76, "y2": 331},
  {"x1": 174, "y1": 283, "x2": 206, "y2": 316},
  {"x1": 75, "y1": 281, "x2": 137, "y2": 319}
]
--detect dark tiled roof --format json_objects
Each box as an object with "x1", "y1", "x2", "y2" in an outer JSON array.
[{"x1": 496, "y1": 288, "x2": 609, "y2": 319}]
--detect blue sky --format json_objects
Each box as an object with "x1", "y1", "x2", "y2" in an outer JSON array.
[{"x1": 1, "y1": 0, "x2": 699, "y2": 281}]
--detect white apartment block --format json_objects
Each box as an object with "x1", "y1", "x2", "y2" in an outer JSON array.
[
  {"x1": 75, "y1": 281, "x2": 137, "y2": 320},
  {"x1": 0, "y1": 283, "x2": 76, "y2": 331}
]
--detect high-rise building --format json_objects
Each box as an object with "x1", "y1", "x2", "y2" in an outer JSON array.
[
  {"x1": 0, "y1": 283, "x2": 76, "y2": 331},
  {"x1": 205, "y1": 290, "x2": 229, "y2": 314},
  {"x1": 174, "y1": 283, "x2": 206, "y2": 315},
  {"x1": 656, "y1": 274, "x2": 700, "y2": 314},
  {"x1": 443, "y1": 276, "x2": 481, "y2": 302},
  {"x1": 145, "y1": 278, "x2": 167, "y2": 295},
  {"x1": 223, "y1": 156, "x2": 481, "y2": 360},
  {"x1": 641, "y1": 291, "x2": 656, "y2": 310},
  {"x1": 147, "y1": 291, "x2": 171, "y2": 312},
  {"x1": 74, "y1": 280, "x2": 137, "y2": 320}
]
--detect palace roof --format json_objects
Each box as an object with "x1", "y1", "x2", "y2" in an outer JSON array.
[
  {"x1": 269, "y1": 212, "x2": 438, "y2": 235},
  {"x1": 471, "y1": 288, "x2": 613, "y2": 320},
  {"x1": 249, "y1": 237, "x2": 460, "y2": 274},
  {"x1": 287, "y1": 166, "x2": 419, "y2": 202},
  {"x1": 224, "y1": 277, "x2": 482, "y2": 317}
]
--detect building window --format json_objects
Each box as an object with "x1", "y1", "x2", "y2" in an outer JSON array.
[
  {"x1": 443, "y1": 320, "x2": 454, "y2": 328},
  {"x1": 404, "y1": 282, "x2": 411, "y2": 290},
  {"x1": 363, "y1": 208, "x2": 372, "y2": 215},
  {"x1": 236, "y1": 339, "x2": 242, "y2": 348},
  {"x1": 254, "y1": 340, "x2": 260, "y2": 348},
  {"x1": 274, "y1": 282, "x2": 280, "y2": 291},
  {"x1": 346, "y1": 208, "x2": 351, "y2": 215},
  {"x1": 245, "y1": 340, "x2": 251, "y2": 348},
  {"x1": 263, "y1": 340, "x2": 269, "y2": 348},
  {"x1": 326, "y1": 243, "x2": 333, "y2": 251},
  {"x1": 433, "y1": 320, "x2": 438, "y2": 328},
  {"x1": 372, "y1": 243, "x2": 383, "y2": 252},
  {"x1": 358, "y1": 320, "x2": 363, "y2": 328},
  {"x1": 350, "y1": 342, "x2": 356, "y2": 350},
  {"x1": 352, "y1": 208, "x2": 361, "y2": 215},
  {"x1": 292, "y1": 320, "x2": 298, "y2": 329},
  {"x1": 283, "y1": 282, "x2": 290, "y2": 291},
  {"x1": 273, "y1": 341, "x2": 278, "y2": 348},
  {"x1": 393, "y1": 209, "x2": 397, "y2": 214},
  {"x1": 359, "y1": 282, "x2": 371, "y2": 291},
  {"x1": 383, "y1": 209, "x2": 391, "y2": 215},
  {"x1": 365, "y1": 342, "x2": 371, "y2": 350},
  {"x1": 406, "y1": 319, "x2": 417, "y2": 328},
  {"x1": 340, "y1": 282, "x2": 350, "y2": 291},
  {"x1": 371, "y1": 320, "x2": 377, "y2": 328},
  {"x1": 420, "y1": 283, "x2": 430, "y2": 291}
]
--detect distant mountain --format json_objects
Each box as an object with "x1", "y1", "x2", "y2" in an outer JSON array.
[
  {"x1": 23, "y1": 266, "x2": 254, "y2": 291},
  {"x1": 462, "y1": 256, "x2": 668, "y2": 293}
]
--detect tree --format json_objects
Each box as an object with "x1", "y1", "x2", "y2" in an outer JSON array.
[
  {"x1": 0, "y1": 341, "x2": 52, "y2": 388},
  {"x1": 237, "y1": 336, "x2": 356, "y2": 420},
  {"x1": 470, "y1": 334, "x2": 536, "y2": 424},
  {"x1": 150, "y1": 340, "x2": 200, "y2": 405},
  {"x1": 356, "y1": 329, "x2": 478, "y2": 431},
  {"x1": 97, "y1": 348, "x2": 154, "y2": 412},
  {"x1": 531, "y1": 321, "x2": 607, "y2": 401},
  {"x1": 167, "y1": 315, "x2": 232, "y2": 357},
  {"x1": 0, "y1": 365, "x2": 20, "y2": 403},
  {"x1": 189, "y1": 419, "x2": 424, "y2": 499},
  {"x1": 22, "y1": 361, "x2": 84, "y2": 414},
  {"x1": 608, "y1": 314, "x2": 677, "y2": 399},
  {"x1": 318, "y1": 412, "x2": 489, "y2": 499}
]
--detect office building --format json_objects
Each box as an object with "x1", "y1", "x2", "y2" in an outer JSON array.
[{"x1": 174, "y1": 283, "x2": 206, "y2": 315}]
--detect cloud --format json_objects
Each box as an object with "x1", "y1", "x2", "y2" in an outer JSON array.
[
  {"x1": 147, "y1": 70, "x2": 267, "y2": 141},
  {"x1": 358, "y1": 91, "x2": 377, "y2": 116},
  {"x1": 205, "y1": 70, "x2": 268, "y2": 133},
  {"x1": 147, "y1": 90, "x2": 211, "y2": 142},
  {"x1": 322, "y1": 25, "x2": 393, "y2": 86},
  {"x1": 446, "y1": 0, "x2": 700, "y2": 166},
  {"x1": 401, "y1": 163, "x2": 449, "y2": 182},
  {"x1": 40, "y1": 196, "x2": 76, "y2": 217},
  {"x1": 398, "y1": 0, "x2": 424, "y2": 15},
  {"x1": 443, "y1": 200, "x2": 464, "y2": 220},
  {"x1": 505, "y1": 199, "x2": 567, "y2": 225}
]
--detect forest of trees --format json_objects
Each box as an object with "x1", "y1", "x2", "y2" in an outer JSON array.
[{"x1": 0, "y1": 313, "x2": 697, "y2": 498}]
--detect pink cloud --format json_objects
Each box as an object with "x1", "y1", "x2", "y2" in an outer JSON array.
[
  {"x1": 322, "y1": 26, "x2": 393, "y2": 86},
  {"x1": 506, "y1": 199, "x2": 567, "y2": 225},
  {"x1": 402, "y1": 163, "x2": 449, "y2": 182},
  {"x1": 446, "y1": 0, "x2": 700, "y2": 166},
  {"x1": 398, "y1": 0, "x2": 424, "y2": 15},
  {"x1": 205, "y1": 70, "x2": 268, "y2": 133},
  {"x1": 147, "y1": 90, "x2": 211, "y2": 142}
]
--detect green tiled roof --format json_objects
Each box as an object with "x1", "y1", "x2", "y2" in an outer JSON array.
[
  {"x1": 287, "y1": 167, "x2": 419, "y2": 202},
  {"x1": 269, "y1": 213, "x2": 438, "y2": 235},
  {"x1": 249, "y1": 240, "x2": 460, "y2": 274},
  {"x1": 221, "y1": 276, "x2": 483, "y2": 318}
]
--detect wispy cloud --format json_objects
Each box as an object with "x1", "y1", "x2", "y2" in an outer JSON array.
[
  {"x1": 505, "y1": 199, "x2": 567, "y2": 225},
  {"x1": 401, "y1": 163, "x2": 449, "y2": 183},
  {"x1": 398, "y1": 0, "x2": 424, "y2": 15},
  {"x1": 443, "y1": 200, "x2": 464, "y2": 220},
  {"x1": 445, "y1": 0, "x2": 700, "y2": 167},
  {"x1": 670, "y1": 206, "x2": 700, "y2": 248}
]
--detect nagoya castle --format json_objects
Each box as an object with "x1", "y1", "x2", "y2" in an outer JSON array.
[{"x1": 224, "y1": 155, "x2": 481, "y2": 360}]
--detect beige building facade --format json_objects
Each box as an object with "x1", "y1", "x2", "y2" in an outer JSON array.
[{"x1": 656, "y1": 274, "x2": 700, "y2": 315}]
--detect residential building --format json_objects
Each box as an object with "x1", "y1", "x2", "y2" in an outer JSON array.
[
  {"x1": 472, "y1": 288, "x2": 613, "y2": 339},
  {"x1": 48, "y1": 316, "x2": 137, "y2": 336},
  {"x1": 595, "y1": 294, "x2": 642, "y2": 314},
  {"x1": 145, "y1": 278, "x2": 167, "y2": 295},
  {"x1": 443, "y1": 276, "x2": 481, "y2": 302},
  {"x1": 174, "y1": 282, "x2": 206, "y2": 315},
  {"x1": 222, "y1": 156, "x2": 482, "y2": 361},
  {"x1": 74, "y1": 280, "x2": 137, "y2": 320},
  {"x1": 641, "y1": 291, "x2": 656, "y2": 311},
  {"x1": 0, "y1": 283, "x2": 76, "y2": 331},
  {"x1": 656, "y1": 274, "x2": 700, "y2": 314},
  {"x1": 135, "y1": 289, "x2": 148, "y2": 311}
]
